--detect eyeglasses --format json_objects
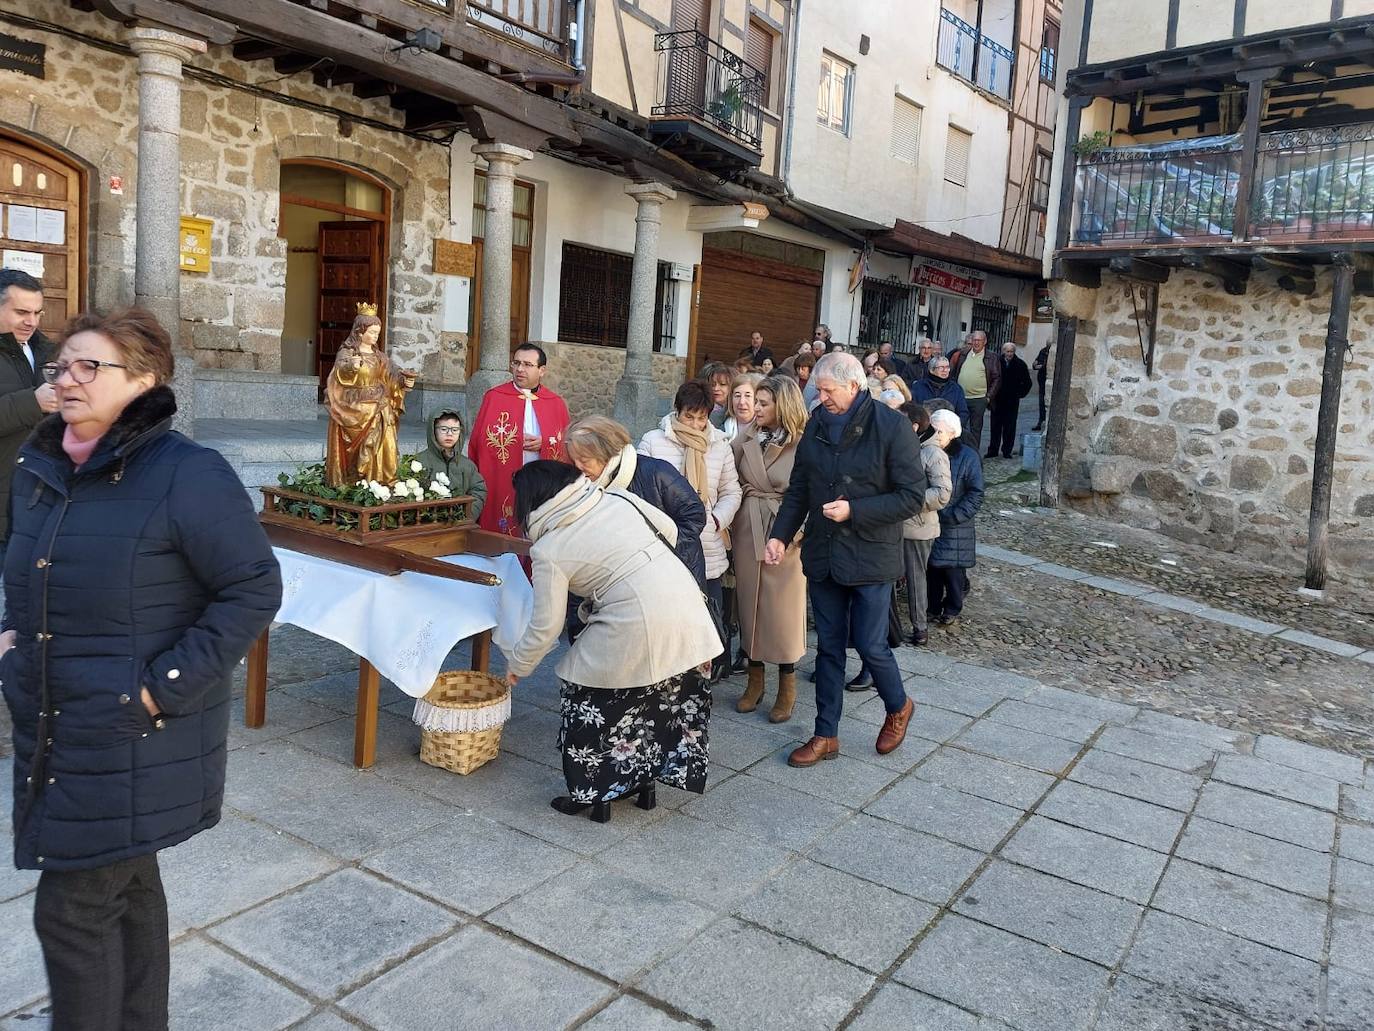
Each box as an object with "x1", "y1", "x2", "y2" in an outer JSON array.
[
  {"x1": 41, "y1": 359, "x2": 130, "y2": 385},
  {"x1": 434, "y1": 425, "x2": 462, "y2": 435},
  {"x1": 510, "y1": 360, "x2": 540, "y2": 370}
]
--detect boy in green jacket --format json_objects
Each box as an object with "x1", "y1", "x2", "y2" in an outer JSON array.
[{"x1": 415, "y1": 410, "x2": 487, "y2": 521}]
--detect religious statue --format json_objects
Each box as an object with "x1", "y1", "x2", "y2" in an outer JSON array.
[{"x1": 325, "y1": 303, "x2": 417, "y2": 488}]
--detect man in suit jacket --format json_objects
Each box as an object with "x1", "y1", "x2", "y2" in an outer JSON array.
[{"x1": 0, "y1": 269, "x2": 60, "y2": 545}]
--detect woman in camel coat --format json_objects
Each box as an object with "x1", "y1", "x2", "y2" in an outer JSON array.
[{"x1": 730, "y1": 376, "x2": 808, "y2": 723}]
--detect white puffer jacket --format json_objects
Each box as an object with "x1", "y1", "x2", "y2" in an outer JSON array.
[{"x1": 639, "y1": 418, "x2": 742, "y2": 579}]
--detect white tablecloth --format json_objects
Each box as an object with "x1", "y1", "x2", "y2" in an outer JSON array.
[{"x1": 272, "y1": 547, "x2": 533, "y2": 697}]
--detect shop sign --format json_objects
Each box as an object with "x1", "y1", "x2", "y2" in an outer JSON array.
[
  {"x1": 0, "y1": 33, "x2": 44, "y2": 79},
  {"x1": 911, "y1": 258, "x2": 985, "y2": 298},
  {"x1": 179, "y1": 216, "x2": 212, "y2": 273}
]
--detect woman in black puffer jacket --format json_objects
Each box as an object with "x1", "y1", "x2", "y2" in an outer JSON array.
[{"x1": 1, "y1": 308, "x2": 281, "y2": 1030}]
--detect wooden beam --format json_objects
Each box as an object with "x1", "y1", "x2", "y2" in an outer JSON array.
[
  {"x1": 273, "y1": 53, "x2": 327, "y2": 75},
  {"x1": 1057, "y1": 257, "x2": 1103, "y2": 288},
  {"x1": 1039, "y1": 315, "x2": 1078, "y2": 509},
  {"x1": 234, "y1": 40, "x2": 294, "y2": 61},
  {"x1": 1180, "y1": 254, "x2": 1250, "y2": 294},
  {"x1": 1277, "y1": 272, "x2": 1317, "y2": 295},
  {"x1": 1231, "y1": 73, "x2": 1271, "y2": 242},
  {"x1": 461, "y1": 107, "x2": 553, "y2": 151},
  {"x1": 314, "y1": 65, "x2": 375, "y2": 87},
  {"x1": 92, "y1": 0, "x2": 236, "y2": 43},
  {"x1": 1108, "y1": 256, "x2": 1171, "y2": 283},
  {"x1": 1305, "y1": 254, "x2": 1353, "y2": 591},
  {"x1": 351, "y1": 79, "x2": 398, "y2": 99},
  {"x1": 171, "y1": 0, "x2": 579, "y2": 143}
]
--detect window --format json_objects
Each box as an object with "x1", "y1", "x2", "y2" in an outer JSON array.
[
  {"x1": 818, "y1": 53, "x2": 853, "y2": 135},
  {"x1": 558, "y1": 243, "x2": 672, "y2": 351},
  {"x1": 944, "y1": 125, "x2": 972, "y2": 187},
  {"x1": 890, "y1": 95, "x2": 923, "y2": 164},
  {"x1": 1040, "y1": 19, "x2": 1059, "y2": 83},
  {"x1": 1031, "y1": 149, "x2": 1052, "y2": 210},
  {"x1": 746, "y1": 19, "x2": 777, "y2": 109}
]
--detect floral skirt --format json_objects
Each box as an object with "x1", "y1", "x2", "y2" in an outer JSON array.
[{"x1": 557, "y1": 671, "x2": 711, "y2": 804}]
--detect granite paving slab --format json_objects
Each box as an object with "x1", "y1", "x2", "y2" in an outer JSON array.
[
  {"x1": 0, "y1": 895, "x2": 48, "y2": 1016},
  {"x1": 1330, "y1": 906, "x2": 1374, "y2": 978},
  {"x1": 681, "y1": 773, "x2": 851, "y2": 851},
  {"x1": 640, "y1": 918, "x2": 875, "y2": 1031},
  {"x1": 207, "y1": 869, "x2": 459, "y2": 999},
  {"x1": 1326, "y1": 966, "x2": 1374, "y2": 1031},
  {"x1": 1341, "y1": 785, "x2": 1374, "y2": 823},
  {"x1": 1094, "y1": 974, "x2": 1278, "y2": 1031},
  {"x1": 1020, "y1": 685, "x2": 1139, "y2": 725},
  {"x1": 808, "y1": 814, "x2": 985, "y2": 905},
  {"x1": 1091, "y1": 725, "x2": 1217, "y2": 774},
  {"x1": 340, "y1": 926, "x2": 611, "y2": 1031},
  {"x1": 1193, "y1": 781, "x2": 1337, "y2": 852},
  {"x1": 1334, "y1": 857, "x2": 1374, "y2": 913},
  {"x1": 1031, "y1": 561, "x2": 1093, "y2": 581},
  {"x1": 1036, "y1": 779, "x2": 1186, "y2": 852},
  {"x1": 709, "y1": 720, "x2": 803, "y2": 772},
  {"x1": 984, "y1": 698, "x2": 1104, "y2": 743},
  {"x1": 903, "y1": 677, "x2": 1007, "y2": 717},
  {"x1": 949, "y1": 720, "x2": 1084, "y2": 775},
  {"x1": 845, "y1": 984, "x2": 986, "y2": 1031},
  {"x1": 361, "y1": 815, "x2": 577, "y2": 915},
  {"x1": 1069, "y1": 749, "x2": 1204, "y2": 811},
  {"x1": 1151, "y1": 859, "x2": 1328, "y2": 961},
  {"x1": 226, "y1": 692, "x2": 344, "y2": 751},
  {"x1": 580, "y1": 996, "x2": 699, "y2": 1030},
  {"x1": 895, "y1": 914, "x2": 1110, "y2": 1031},
  {"x1": 1176, "y1": 818, "x2": 1333, "y2": 899},
  {"x1": 913, "y1": 747, "x2": 1057, "y2": 809},
  {"x1": 289, "y1": 1012, "x2": 356, "y2": 1031},
  {"x1": 1128, "y1": 710, "x2": 1253, "y2": 752},
  {"x1": 1339, "y1": 823, "x2": 1374, "y2": 864},
  {"x1": 167, "y1": 938, "x2": 312, "y2": 1031},
  {"x1": 954, "y1": 859, "x2": 1140, "y2": 966},
  {"x1": 1079, "y1": 574, "x2": 1154, "y2": 597},
  {"x1": 1212, "y1": 754, "x2": 1341, "y2": 812},
  {"x1": 290, "y1": 709, "x2": 422, "y2": 768},
  {"x1": 893, "y1": 647, "x2": 958, "y2": 677},
  {"x1": 734, "y1": 859, "x2": 938, "y2": 972},
  {"x1": 939, "y1": 663, "x2": 1042, "y2": 696},
  {"x1": 1000, "y1": 815, "x2": 1168, "y2": 904},
  {"x1": 492, "y1": 705, "x2": 564, "y2": 769},
  {"x1": 1276, "y1": 627, "x2": 1365, "y2": 658},
  {"x1": 748, "y1": 745, "x2": 902, "y2": 806},
  {"x1": 1253, "y1": 734, "x2": 1366, "y2": 785},
  {"x1": 1122, "y1": 910, "x2": 1320, "y2": 1030},
  {"x1": 489, "y1": 864, "x2": 716, "y2": 981},
  {"x1": 863, "y1": 778, "x2": 1025, "y2": 852},
  {"x1": 853, "y1": 698, "x2": 971, "y2": 743}
]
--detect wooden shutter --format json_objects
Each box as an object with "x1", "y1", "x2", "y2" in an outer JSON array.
[
  {"x1": 746, "y1": 20, "x2": 774, "y2": 107},
  {"x1": 890, "y1": 95, "x2": 922, "y2": 164},
  {"x1": 672, "y1": 0, "x2": 710, "y2": 31},
  {"x1": 944, "y1": 125, "x2": 972, "y2": 187}
]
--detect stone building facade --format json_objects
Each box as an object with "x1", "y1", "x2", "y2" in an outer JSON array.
[{"x1": 1056, "y1": 270, "x2": 1374, "y2": 578}]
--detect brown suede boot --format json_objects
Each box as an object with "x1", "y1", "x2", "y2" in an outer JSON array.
[
  {"x1": 736, "y1": 665, "x2": 766, "y2": 713},
  {"x1": 769, "y1": 669, "x2": 796, "y2": 723}
]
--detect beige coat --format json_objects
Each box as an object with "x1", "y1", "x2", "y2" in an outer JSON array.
[
  {"x1": 904, "y1": 439, "x2": 953, "y2": 540},
  {"x1": 730, "y1": 426, "x2": 806, "y2": 664},
  {"x1": 507, "y1": 478, "x2": 721, "y2": 689},
  {"x1": 638, "y1": 418, "x2": 741, "y2": 579}
]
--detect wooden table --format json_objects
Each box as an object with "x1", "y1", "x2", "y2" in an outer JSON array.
[{"x1": 244, "y1": 627, "x2": 494, "y2": 769}]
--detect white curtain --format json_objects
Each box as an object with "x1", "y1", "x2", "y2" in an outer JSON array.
[{"x1": 926, "y1": 292, "x2": 962, "y2": 354}]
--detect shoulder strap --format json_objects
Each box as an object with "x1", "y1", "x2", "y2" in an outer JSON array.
[{"x1": 613, "y1": 491, "x2": 677, "y2": 554}]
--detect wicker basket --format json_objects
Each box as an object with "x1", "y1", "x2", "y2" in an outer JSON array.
[{"x1": 413, "y1": 670, "x2": 511, "y2": 775}]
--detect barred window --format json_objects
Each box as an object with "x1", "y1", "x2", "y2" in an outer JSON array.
[{"x1": 557, "y1": 243, "x2": 674, "y2": 351}]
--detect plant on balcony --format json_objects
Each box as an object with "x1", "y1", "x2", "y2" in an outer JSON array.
[
  {"x1": 1073, "y1": 130, "x2": 1113, "y2": 159},
  {"x1": 708, "y1": 80, "x2": 745, "y2": 126}
]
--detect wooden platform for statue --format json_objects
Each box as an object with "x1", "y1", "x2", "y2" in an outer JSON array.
[{"x1": 248, "y1": 492, "x2": 530, "y2": 768}]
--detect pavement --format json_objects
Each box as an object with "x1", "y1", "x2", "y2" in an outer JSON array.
[{"x1": 2, "y1": 614, "x2": 1372, "y2": 1030}]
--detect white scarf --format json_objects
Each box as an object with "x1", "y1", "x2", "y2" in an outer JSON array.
[
  {"x1": 594, "y1": 444, "x2": 638, "y2": 492},
  {"x1": 523, "y1": 476, "x2": 603, "y2": 542}
]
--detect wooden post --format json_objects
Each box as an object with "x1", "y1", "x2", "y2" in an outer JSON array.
[
  {"x1": 1305, "y1": 255, "x2": 1354, "y2": 591},
  {"x1": 1039, "y1": 314, "x2": 1078, "y2": 508},
  {"x1": 470, "y1": 629, "x2": 493, "y2": 673},
  {"x1": 1231, "y1": 70, "x2": 1275, "y2": 243},
  {"x1": 354, "y1": 657, "x2": 380, "y2": 768},
  {"x1": 244, "y1": 630, "x2": 269, "y2": 728}
]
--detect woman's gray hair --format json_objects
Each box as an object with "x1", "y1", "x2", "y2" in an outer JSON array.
[{"x1": 812, "y1": 351, "x2": 866, "y2": 388}]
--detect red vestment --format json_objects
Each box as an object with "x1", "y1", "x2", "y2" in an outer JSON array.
[{"x1": 468, "y1": 381, "x2": 569, "y2": 535}]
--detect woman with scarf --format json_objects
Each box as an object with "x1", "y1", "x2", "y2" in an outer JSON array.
[
  {"x1": 910, "y1": 354, "x2": 971, "y2": 428},
  {"x1": 730, "y1": 377, "x2": 808, "y2": 723},
  {"x1": 504, "y1": 462, "x2": 720, "y2": 823},
  {"x1": 639, "y1": 380, "x2": 742, "y2": 679}
]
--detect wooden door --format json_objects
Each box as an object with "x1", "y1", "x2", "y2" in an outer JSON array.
[
  {"x1": 0, "y1": 135, "x2": 84, "y2": 329},
  {"x1": 465, "y1": 240, "x2": 532, "y2": 380},
  {"x1": 317, "y1": 220, "x2": 383, "y2": 395}
]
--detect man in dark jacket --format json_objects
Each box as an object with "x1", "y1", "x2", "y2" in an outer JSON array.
[
  {"x1": 928, "y1": 409, "x2": 986, "y2": 625},
  {"x1": 948, "y1": 331, "x2": 1001, "y2": 450},
  {"x1": 0, "y1": 269, "x2": 59, "y2": 545},
  {"x1": 767, "y1": 352, "x2": 925, "y2": 768},
  {"x1": 1032, "y1": 343, "x2": 1050, "y2": 430},
  {"x1": 737, "y1": 329, "x2": 774, "y2": 368},
  {"x1": 988, "y1": 342, "x2": 1033, "y2": 459}
]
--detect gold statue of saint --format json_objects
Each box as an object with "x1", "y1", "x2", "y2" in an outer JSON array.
[{"x1": 324, "y1": 304, "x2": 417, "y2": 488}]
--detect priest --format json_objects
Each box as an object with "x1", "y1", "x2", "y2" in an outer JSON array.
[{"x1": 468, "y1": 343, "x2": 570, "y2": 536}]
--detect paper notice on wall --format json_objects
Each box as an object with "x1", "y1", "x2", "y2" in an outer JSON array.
[
  {"x1": 3, "y1": 249, "x2": 45, "y2": 278},
  {"x1": 6, "y1": 204, "x2": 37, "y2": 242},
  {"x1": 35, "y1": 208, "x2": 64, "y2": 244}
]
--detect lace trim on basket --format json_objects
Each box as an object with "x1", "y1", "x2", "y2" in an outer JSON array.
[{"x1": 412, "y1": 695, "x2": 512, "y2": 733}]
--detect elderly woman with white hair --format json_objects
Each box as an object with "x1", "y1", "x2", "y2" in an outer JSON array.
[
  {"x1": 765, "y1": 351, "x2": 926, "y2": 768},
  {"x1": 927, "y1": 406, "x2": 985, "y2": 626}
]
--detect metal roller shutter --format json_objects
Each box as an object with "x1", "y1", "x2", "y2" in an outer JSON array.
[{"x1": 696, "y1": 248, "x2": 821, "y2": 370}]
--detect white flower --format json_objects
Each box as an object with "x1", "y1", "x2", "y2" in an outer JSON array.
[
  {"x1": 406, "y1": 478, "x2": 420, "y2": 491},
  {"x1": 432, "y1": 485, "x2": 451, "y2": 498},
  {"x1": 355, "y1": 480, "x2": 367, "y2": 488},
  {"x1": 374, "y1": 485, "x2": 391, "y2": 501},
  {"x1": 436, "y1": 472, "x2": 450, "y2": 485},
  {"x1": 428, "y1": 481, "x2": 442, "y2": 494},
  {"x1": 410, "y1": 460, "x2": 423, "y2": 474}
]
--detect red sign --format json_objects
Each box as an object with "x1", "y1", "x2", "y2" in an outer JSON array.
[{"x1": 912, "y1": 259, "x2": 985, "y2": 298}]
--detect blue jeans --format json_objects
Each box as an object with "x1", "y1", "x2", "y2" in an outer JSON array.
[{"x1": 809, "y1": 577, "x2": 908, "y2": 738}]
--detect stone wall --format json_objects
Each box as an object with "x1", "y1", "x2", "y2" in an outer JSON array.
[
  {"x1": 539, "y1": 342, "x2": 687, "y2": 423},
  {"x1": 1057, "y1": 268, "x2": 1374, "y2": 578},
  {"x1": 5, "y1": 2, "x2": 451, "y2": 379}
]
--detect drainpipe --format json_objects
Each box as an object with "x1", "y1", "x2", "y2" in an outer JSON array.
[
  {"x1": 780, "y1": 0, "x2": 802, "y2": 187},
  {"x1": 571, "y1": 0, "x2": 586, "y2": 72}
]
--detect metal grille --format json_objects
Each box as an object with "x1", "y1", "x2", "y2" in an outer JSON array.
[
  {"x1": 972, "y1": 300, "x2": 1016, "y2": 349},
  {"x1": 1252, "y1": 123, "x2": 1374, "y2": 240},
  {"x1": 466, "y1": 0, "x2": 568, "y2": 59},
  {"x1": 859, "y1": 279, "x2": 920, "y2": 351},
  {"x1": 557, "y1": 243, "x2": 673, "y2": 351},
  {"x1": 653, "y1": 29, "x2": 766, "y2": 151},
  {"x1": 936, "y1": 7, "x2": 1013, "y2": 102}
]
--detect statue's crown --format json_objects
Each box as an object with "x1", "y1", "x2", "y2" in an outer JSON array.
[{"x1": 356, "y1": 301, "x2": 379, "y2": 317}]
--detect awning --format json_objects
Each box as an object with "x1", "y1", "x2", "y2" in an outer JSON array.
[{"x1": 871, "y1": 219, "x2": 1043, "y2": 280}]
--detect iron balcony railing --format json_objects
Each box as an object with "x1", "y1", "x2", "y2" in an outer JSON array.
[
  {"x1": 1070, "y1": 121, "x2": 1374, "y2": 246},
  {"x1": 652, "y1": 29, "x2": 766, "y2": 152},
  {"x1": 466, "y1": 0, "x2": 568, "y2": 60},
  {"x1": 936, "y1": 8, "x2": 1014, "y2": 102}
]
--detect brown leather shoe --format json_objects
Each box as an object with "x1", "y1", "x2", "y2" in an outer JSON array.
[
  {"x1": 787, "y1": 736, "x2": 840, "y2": 768},
  {"x1": 875, "y1": 698, "x2": 915, "y2": 755}
]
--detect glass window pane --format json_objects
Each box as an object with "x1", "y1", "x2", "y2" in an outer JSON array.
[
  {"x1": 514, "y1": 183, "x2": 534, "y2": 217},
  {"x1": 513, "y1": 219, "x2": 532, "y2": 248}
]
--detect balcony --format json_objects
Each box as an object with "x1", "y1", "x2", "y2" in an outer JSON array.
[
  {"x1": 1069, "y1": 123, "x2": 1374, "y2": 250},
  {"x1": 936, "y1": 7, "x2": 1014, "y2": 103},
  {"x1": 648, "y1": 29, "x2": 765, "y2": 173},
  {"x1": 465, "y1": 0, "x2": 569, "y2": 61}
]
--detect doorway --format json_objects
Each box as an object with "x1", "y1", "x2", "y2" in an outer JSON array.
[
  {"x1": 279, "y1": 161, "x2": 390, "y2": 397},
  {"x1": 0, "y1": 132, "x2": 85, "y2": 327}
]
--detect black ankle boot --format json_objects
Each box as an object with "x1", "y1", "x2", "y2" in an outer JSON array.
[
  {"x1": 636, "y1": 784, "x2": 657, "y2": 811},
  {"x1": 589, "y1": 800, "x2": 611, "y2": 823},
  {"x1": 550, "y1": 796, "x2": 588, "y2": 816}
]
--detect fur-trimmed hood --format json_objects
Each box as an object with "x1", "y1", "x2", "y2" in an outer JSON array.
[{"x1": 27, "y1": 385, "x2": 177, "y2": 471}]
